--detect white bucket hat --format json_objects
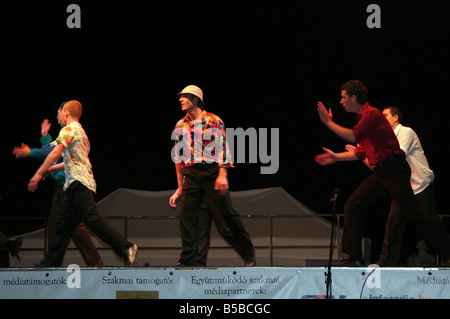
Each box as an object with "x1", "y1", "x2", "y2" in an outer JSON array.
[{"x1": 178, "y1": 85, "x2": 204, "y2": 104}]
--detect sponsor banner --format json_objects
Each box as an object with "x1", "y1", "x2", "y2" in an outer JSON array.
[
  {"x1": 0, "y1": 267, "x2": 449, "y2": 299},
  {"x1": 300, "y1": 267, "x2": 450, "y2": 299},
  {"x1": 0, "y1": 267, "x2": 303, "y2": 299},
  {"x1": 359, "y1": 267, "x2": 450, "y2": 299}
]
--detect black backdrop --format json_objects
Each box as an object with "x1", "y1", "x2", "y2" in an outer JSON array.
[{"x1": 1, "y1": 1, "x2": 449, "y2": 262}]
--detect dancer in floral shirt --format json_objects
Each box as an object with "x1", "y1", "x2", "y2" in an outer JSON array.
[{"x1": 28, "y1": 100, "x2": 138, "y2": 267}]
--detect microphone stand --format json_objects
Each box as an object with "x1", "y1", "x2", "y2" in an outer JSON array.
[{"x1": 326, "y1": 188, "x2": 339, "y2": 299}]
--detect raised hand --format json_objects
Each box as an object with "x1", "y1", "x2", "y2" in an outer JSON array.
[
  {"x1": 41, "y1": 119, "x2": 51, "y2": 136},
  {"x1": 13, "y1": 143, "x2": 31, "y2": 158},
  {"x1": 317, "y1": 101, "x2": 333, "y2": 126}
]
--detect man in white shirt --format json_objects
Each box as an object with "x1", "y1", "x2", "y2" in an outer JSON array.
[{"x1": 378, "y1": 106, "x2": 447, "y2": 265}]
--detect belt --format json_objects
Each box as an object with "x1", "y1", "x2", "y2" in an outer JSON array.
[
  {"x1": 373, "y1": 155, "x2": 403, "y2": 170},
  {"x1": 187, "y1": 162, "x2": 219, "y2": 167}
]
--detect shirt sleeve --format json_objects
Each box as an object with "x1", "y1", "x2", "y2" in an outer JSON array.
[
  {"x1": 29, "y1": 143, "x2": 55, "y2": 162},
  {"x1": 56, "y1": 125, "x2": 75, "y2": 149},
  {"x1": 217, "y1": 119, "x2": 234, "y2": 168},
  {"x1": 172, "y1": 121, "x2": 188, "y2": 169},
  {"x1": 353, "y1": 144, "x2": 366, "y2": 161},
  {"x1": 40, "y1": 134, "x2": 52, "y2": 146},
  {"x1": 397, "y1": 127, "x2": 416, "y2": 155}
]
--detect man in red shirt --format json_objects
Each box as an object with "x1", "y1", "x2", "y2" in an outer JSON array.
[{"x1": 315, "y1": 80, "x2": 450, "y2": 265}]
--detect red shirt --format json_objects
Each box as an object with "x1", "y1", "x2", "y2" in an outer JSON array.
[{"x1": 353, "y1": 103, "x2": 405, "y2": 166}]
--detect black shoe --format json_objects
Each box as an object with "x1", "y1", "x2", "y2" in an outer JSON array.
[
  {"x1": 341, "y1": 259, "x2": 365, "y2": 266},
  {"x1": 5, "y1": 237, "x2": 23, "y2": 260},
  {"x1": 376, "y1": 260, "x2": 402, "y2": 267},
  {"x1": 92, "y1": 260, "x2": 105, "y2": 267},
  {"x1": 439, "y1": 255, "x2": 450, "y2": 267},
  {"x1": 172, "y1": 260, "x2": 198, "y2": 267},
  {"x1": 33, "y1": 260, "x2": 49, "y2": 268}
]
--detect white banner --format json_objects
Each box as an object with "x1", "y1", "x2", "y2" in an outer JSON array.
[{"x1": 0, "y1": 267, "x2": 449, "y2": 299}]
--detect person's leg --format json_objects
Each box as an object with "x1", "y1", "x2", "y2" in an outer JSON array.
[
  {"x1": 71, "y1": 223, "x2": 104, "y2": 266},
  {"x1": 70, "y1": 182, "x2": 135, "y2": 263},
  {"x1": 377, "y1": 199, "x2": 406, "y2": 265},
  {"x1": 43, "y1": 197, "x2": 80, "y2": 266},
  {"x1": 197, "y1": 204, "x2": 213, "y2": 266},
  {"x1": 412, "y1": 184, "x2": 450, "y2": 258},
  {"x1": 378, "y1": 159, "x2": 450, "y2": 257},
  {"x1": 178, "y1": 173, "x2": 204, "y2": 266},
  {"x1": 49, "y1": 185, "x2": 103, "y2": 266},
  {"x1": 342, "y1": 174, "x2": 387, "y2": 261},
  {"x1": 0, "y1": 231, "x2": 9, "y2": 248},
  {"x1": 202, "y1": 165, "x2": 255, "y2": 265},
  {"x1": 0, "y1": 231, "x2": 22, "y2": 260},
  {"x1": 46, "y1": 185, "x2": 66, "y2": 250}
]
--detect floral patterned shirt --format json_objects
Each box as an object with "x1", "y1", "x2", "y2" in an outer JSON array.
[
  {"x1": 56, "y1": 122, "x2": 97, "y2": 192},
  {"x1": 172, "y1": 111, "x2": 233, "y2": 169}
]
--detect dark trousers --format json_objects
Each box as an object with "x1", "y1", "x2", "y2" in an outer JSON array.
[
  {"x1": 44, "y1": 181, "x2": 132, "y2": 266},
  {"x1": 197, "y1": 203, "x2": 244, "y2": 266},
  {"x1": 0, "y1": 231, "x2": 8, "y2": 249},
  {"x1": 179, "y1": 164, "x2": 255, "y2": 266},
  {"x1": 0, "y1": 231, "x2": 11, "y2": 266},
  {"x1": 342, "y1": 156, "x2": 450, "y2": 261},
  {"x1": 379, "y1": 183, "x2": 447, "y2": 264},
  {"x1": 47, "y1": 185, "x2": 103, "y2": 266}
]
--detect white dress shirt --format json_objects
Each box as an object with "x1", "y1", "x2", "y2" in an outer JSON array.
[{"x1": 394, "y1": 124, "x2": 434, "y2": 194}]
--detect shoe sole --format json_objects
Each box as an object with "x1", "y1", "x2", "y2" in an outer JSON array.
[{"x1": 125, "y1": 244, "x2": 138, "y2": 267}]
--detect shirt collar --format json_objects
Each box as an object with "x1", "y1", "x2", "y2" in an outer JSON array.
[
  {"x1": 184, "y1": 110, "x2": 206, "y2": 122},
  {"x1": 355, "y1": 102, "x2": 371, "y2": 121},
  {"x1": 359, "y1": 102, "x2": 371, "y2": 114},
  {"x1": 394, "y1": 123, "x2": 403, "y2": 136}
]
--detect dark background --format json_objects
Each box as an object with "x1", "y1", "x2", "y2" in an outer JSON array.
[{"x1": 1, "y1": 1, "x2": 449, "y2": 262}]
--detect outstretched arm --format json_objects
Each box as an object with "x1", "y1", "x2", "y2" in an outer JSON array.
[
  {"x1": 317, "y1": 102, "x2": 356, "y2": 143},
  {"x1": 345, "y1": 144, "x2": 373, "y2": 171},
  {"x1": 314, "y1": 147, "x2": 358, "y2": 166},
  {"x1": 28, "y1": 143, "x2": 65, "y2": 192}
]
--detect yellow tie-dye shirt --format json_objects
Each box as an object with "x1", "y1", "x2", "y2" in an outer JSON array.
[{"x1": 56, "y1": 122, "x2": 97, "y2": 193}]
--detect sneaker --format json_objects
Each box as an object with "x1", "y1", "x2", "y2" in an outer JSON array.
[
  {"x1": 245, "y1": 259, "x2": 256, "y2": 267},
  {"x1": 124, "y1": 244, "x2": 138, "y2": 267}
]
